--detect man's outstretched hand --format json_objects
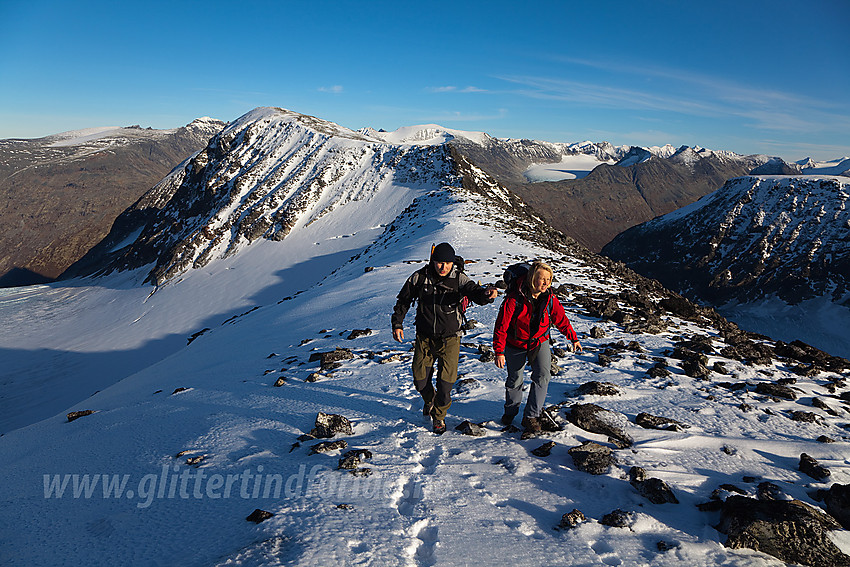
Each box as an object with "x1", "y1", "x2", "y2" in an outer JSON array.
[{"x1": 393, "y1": 328, "x2": 404, "y2": 342}]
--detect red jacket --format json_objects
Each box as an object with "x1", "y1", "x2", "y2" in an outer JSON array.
[{"x1": 493, "y1": 285, "x2": 578, "y2": 354}]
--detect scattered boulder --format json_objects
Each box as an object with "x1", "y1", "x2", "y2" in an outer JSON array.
[
  {"x1": 716, "y1": 496, "x2": 850, "y2": 567},
  {"x1": 531, "y1": 441, "x2": 556, "y2": 457},
  {"x1": 246, "y1": 509, "x2": 275, "y2": 524},
  {"x1": 590, "y1": 326, "x2": 606, "y2": 339},
  {"x1": 823, "y1": 484, "x2": 850, "y2": 530},
  {"x1": 800, "y1": 453, "x2": 831, "y2": 481},
  {"x1": 575, "y1": 381, "x2": 622, "y2": 397},
  {"x1": 338, "y1": 449, "x2": 373, "y2": 470},
  {"x1": 186, "y1": 455, "x2": 206, "y2": 466},
  {"x1": 629, "y1": 466, "x2": 679, "y2": 504},
  {"x1": 568, "y1": 441, "x2": 614, "y2": 475},
  {"x1": 558, "y1": 509, "x2": 587, "y2": 530},
  {"x1": 757, "y1": 482, "x2": 788, "y2": 501},
  {"x1": 310, "y1": 440, "x2": 348, "y2": 455},
  {"x1": 273, "y1": 376, "x2": 287, "y2": 387},
  {"x1": 635, "y1": 412, "x2": 689, "y2": 432},
  {"x1": 682, "y1": 359, "x2": 712, "y2": 380},
  {"x1": 346, "y1": 329, "x2": 372, "y2": 340},
  {"x1": 789, "y1": 411, "x2": 820, "y2": 424},
  {"x1": 455, "y1": 420, "x2": 485, "y2": 437},
  {"x1": 67, "y1": 410, "x2": 95, "y2": 422},
  {"x1": 755, "y1": 383, "x2": 797, "y2": 400},
  {"x1": 647, "y1": 364, "x2": 672, "y2": 379},
  {"x1": 599, "y1": 509, "x2": 636, "y2": 529},
  {"x1": 567, "y1": 403, "x2": 633, "y2": 448},
  {"x1": 455, "y1": 378, "x2": 479, "y2": 394},
  {"x1": 310, "y1": 412, "x2": 353, "y2": 438},
  {"x1": 309, "y1": 348, "x2": 354, "y2": 370}
]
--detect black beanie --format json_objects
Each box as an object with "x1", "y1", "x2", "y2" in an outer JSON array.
[{"x1": 431, "y1": 242, "x2": 455, "y2": 263}]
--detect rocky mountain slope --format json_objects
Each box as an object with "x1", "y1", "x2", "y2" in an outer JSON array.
[
  {"x1": 0, "y1": 118, "x2": 225, "y2": 286},
  {"x1": 602, "y1": 175, "x2": 850, "y2": 355},
  {"x1": 452, "y1": 139, "x2": 786, "y2": 252},
  {"x1": 3, "y1": 107, "x2": 850, "y2": 566}
]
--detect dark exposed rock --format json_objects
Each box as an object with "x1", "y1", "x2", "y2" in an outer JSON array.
[
  {"x1": 455, "y1": 378, "x2": 479, "y2": 394},
  {"x1": 635, "y1": 412, "x2": 689, "y2": 432},
  {"x1": 647, "y1": 364, "x2": 672, "y2": 378},
  {"x1": 246, "y1": 509, "x2": 275, "y2": 523},
  {"x1": 273, "y1": 376, "x2": 287, "y2": 387},
  {"x1": 67, "y1": 410, "x2": 95, "y2": 422},
  {"x1": 567, "y1": 403, "x2": 633, "y2": 447},
  {"x1": 310, "y1": 440, "x2": 348, "y2": 455},
  {"x1": 716, "y1": 496, "x2": 850, "y2": 566},
  {"x1": 575, "y1": 381, "x2": 622, "y2": 397},
  {"x1": 568, "y1": 441, "x2": 614, "y2": 475},
  {"x1": 813, "y1": 397, "x2": 840, "y2": 417},
  {"x1": 818, "y1": 436, "x2": 836, "y2": 443},
  {"x1": 310, "y1": 412, "x2": 353, "y2": 438},
  {"x1": 346, "y1": 328, "x2": 372, "y2": 340},
  {"x1": 789, "y1": 411, "x2": 820, "y2": 424},
  {"x1": 755, "y1": 383, "x2": 797, "y2": 400},
  {"x1": 309, "y1": 348, "x2": 355, "y2": 370},
  {"x1": 531, "y1": 441, "x2": 556, "y2": 457},
  {"x1": 629, "y1": 466, "x2": 679, "y2": 504},
  {"x1": 349, "y1": 468, "x2": 372, "y2": 477},
  {"x1": 590, "y1": 326, "x2": 606, "y2": 339},
  {"x1": 713, "y1": 361, "x2": 728, "y2": 374},
  {"x1": 185, "y1": 455, "x2": 206, "y2": 466},
  {"x1": 455, "y1": 420, "x2": 485, "y2": 436},
  {"x1": 599, "y1": 509, "x2": 636, "y2": 529},
  {"x1": 597, "y1": 354, "x2": 613, "y2": 367},
  {"x1": 823, "y1": 484, "x2": 850, "y2": 530},
  {"x1": 558, "y1": 509, "x2": 587, "y2": 530},
  {"x1": 800, "y1": 453, "x2": 831, "y2": 481},
  {"x1": 172, "y1": 387, "x2": 188, "y2": 395},
  {"x1": 682, "y1": 359, "x2": 712, "y2": 379},
  {"x1": 338, "y1": 449, "x2": 373, "y2": 470}
]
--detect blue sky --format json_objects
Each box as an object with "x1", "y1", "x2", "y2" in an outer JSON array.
[{"x1": 1, "y1": 0, "x2": 848, "y2": 161}]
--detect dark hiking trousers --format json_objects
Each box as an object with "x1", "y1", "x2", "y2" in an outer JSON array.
[{"x1": 412, "y1": 334, "x2": 461, "y2": 420}]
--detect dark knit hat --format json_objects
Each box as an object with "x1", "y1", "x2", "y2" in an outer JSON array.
[{"x1": 431, "y1": 242, "x2": 456, "y2": 263}]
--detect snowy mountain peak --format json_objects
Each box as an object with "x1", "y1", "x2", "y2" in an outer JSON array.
[{"x1": 79, "y1": 107, "x2": 464, "y2": 285}]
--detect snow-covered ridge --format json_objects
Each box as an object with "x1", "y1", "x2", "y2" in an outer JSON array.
[{"x1": 98, "y1": 107, "x2": 463, "y2": 285}]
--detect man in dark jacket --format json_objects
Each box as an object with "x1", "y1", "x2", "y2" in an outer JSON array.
[{"x1": 392, "y1": 242, "x2": 497, "y2": 433}]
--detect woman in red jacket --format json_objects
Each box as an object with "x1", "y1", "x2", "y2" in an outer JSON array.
[{"x1": 493, "y1": 262, "x2": 582, "y2": 434}]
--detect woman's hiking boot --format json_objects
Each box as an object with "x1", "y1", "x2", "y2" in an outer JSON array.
[
  {"x1": 432, "y1": 418, "x2": 447, "y2": 435},
  {"x1": 521, "y1": 416, "x2": 541, "y2": 434}
]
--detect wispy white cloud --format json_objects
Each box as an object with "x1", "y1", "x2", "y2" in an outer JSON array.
[
  {"x1": 427, "y1": 86, "x2": 488, "y2": 94},
  {"x1": 499, "y1": 58, "x2": 850, "y2": 134},
  {"x1": 318, "y1": 85, "x2": 344, "y2": 94}
]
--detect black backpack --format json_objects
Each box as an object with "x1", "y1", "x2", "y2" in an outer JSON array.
[{"x1": 503, "y1": 262, "x2": 531, "y2": 294}]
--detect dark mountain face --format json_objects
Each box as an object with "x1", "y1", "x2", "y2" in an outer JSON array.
[
  {"x1": 601, "y1": 175, "x2": 850, "y2": 306},
  {"x1": 0, "y1": 119, "x2": 224, "y2": 286},
  {"x1": 452, "y1": 139, "x2": 758, "y2": 252}
]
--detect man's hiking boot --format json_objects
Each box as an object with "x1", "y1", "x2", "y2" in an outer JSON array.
[
  {"x1": 500, "y1": 412, "x2": 516, "y2": 426},
  {"x1": 423, "y1": 403, "x2": 434, "y2": 417},
  {"x1": 432, "y1": 418, "x2": 447, "y2": 435},
  {"x1": 521, "y1": 416, "x2": 541, "y2": 434}
]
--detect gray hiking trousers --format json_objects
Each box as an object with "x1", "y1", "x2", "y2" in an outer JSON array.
[{"x1": 503, "y1": 340, "x2": 551, "y2": 420}]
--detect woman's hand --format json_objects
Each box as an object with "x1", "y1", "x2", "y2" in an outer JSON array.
[
  {"x1": 495, "y1": 354, "x2": 506, "y2": 369},
  {"x1": 572, "y1": 341, "x2": 583, "y2": 353}
]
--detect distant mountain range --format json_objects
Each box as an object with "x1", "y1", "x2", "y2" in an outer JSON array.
[
  {"x1": 0, "y1": 118, "x2": 225, "y2": 286},
  {"x1": 3, "y1": 108, "x2": 847, "y2": 288}
]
